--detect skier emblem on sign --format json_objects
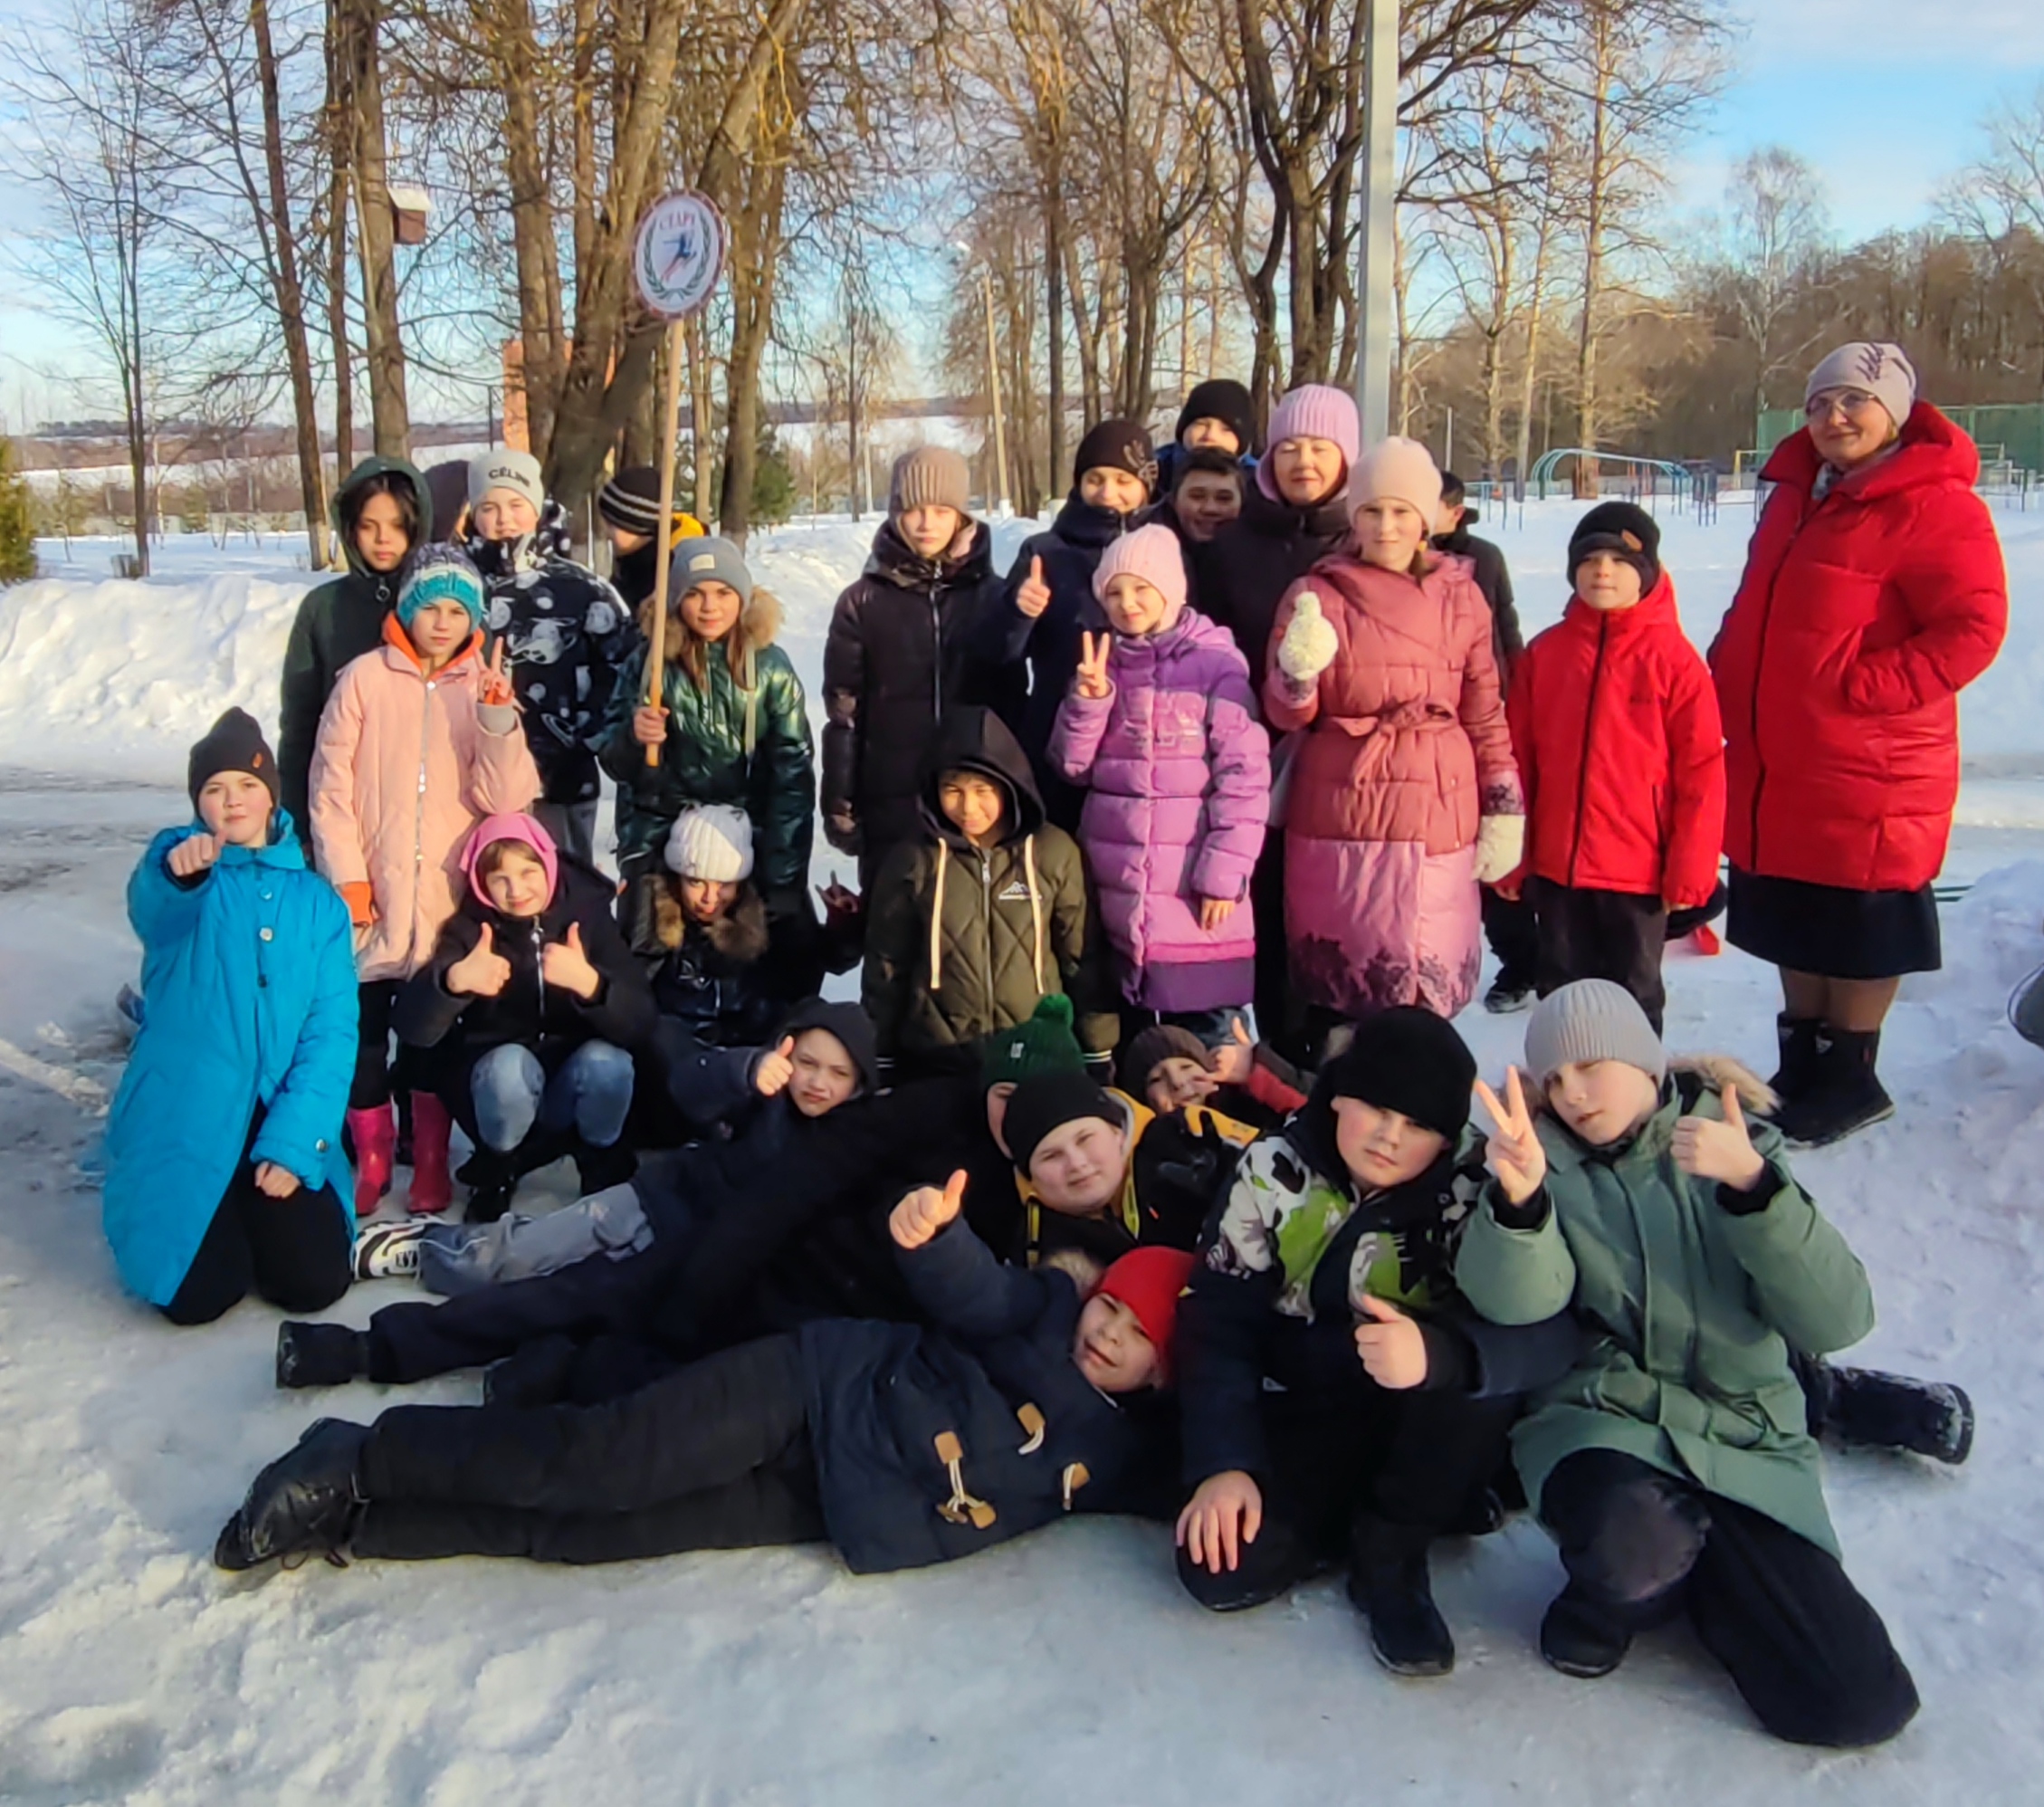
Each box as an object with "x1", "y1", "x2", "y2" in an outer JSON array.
[{"x1": 634, "y1": 192, "x2": 728, "y2": 320}]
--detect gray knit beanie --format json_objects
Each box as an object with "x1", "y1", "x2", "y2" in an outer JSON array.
[
  {"x1": 670, "y1": 535, "x2": 753, "y2": 606},
  {"x1": 1805, "y1": 342, "x2": 1917, "y2": 435},
  {"x1": 1523, "y1": 980, "x2": 1667, "y2": 1088},
  {"x1": 889, "y1": 446, "x2": 971, "y2": 516}
]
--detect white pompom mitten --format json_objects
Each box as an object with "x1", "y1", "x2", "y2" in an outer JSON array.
[
  {"x1": 1473, "y1": 814, "x2": 1525, "y2": 885},
  {"x1": 1275, "y1": 590, "x2": 1339, "y2": 687}
]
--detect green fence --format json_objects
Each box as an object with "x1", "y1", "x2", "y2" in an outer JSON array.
[{"x1": 1756, "y1": 402, "x2": 2044, "y2": 473}]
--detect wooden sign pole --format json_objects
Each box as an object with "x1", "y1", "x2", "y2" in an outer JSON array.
[{"x1": 644, "y1": 316, "x2": 687, "y2": 769}]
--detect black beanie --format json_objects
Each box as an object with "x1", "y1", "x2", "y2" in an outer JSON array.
[
  {"x1": 777, "y1": 998, "x2": 880, "y2": 1096},
  {"x1": 1322, "y1": 1007, "x2": 1476, "y2": 1141},
  {"x1": 597, "y1": 464, "x2": 667, "y2": 535},
  {"x1": 1568, "y1": 502, "x2": 1661, "y2": 597},
  {"x1": 1073, "y1": 417, "x2": 1159, "y2": 500},
  {"x1": 1175, "y1": 379, "x2": 1257, "y2": 454},
  {"x1": 187, "y1": 708, "x2": 281, "y2": 811},
  {"x1": 1005, "y1": 1072, "x2": 1122, "y2": 1175}
]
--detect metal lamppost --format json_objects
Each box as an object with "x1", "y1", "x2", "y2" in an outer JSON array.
[
  {"x1": 1354, "y1": 0, "x2": 1398, "y2": 449},
  {"x1": 955, "y1": 242, "x2": 1012, "y2": 516}
]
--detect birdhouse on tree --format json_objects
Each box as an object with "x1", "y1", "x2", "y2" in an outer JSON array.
[{"x1": 389, "y1": 183, "x2": 431, "y2": 246}]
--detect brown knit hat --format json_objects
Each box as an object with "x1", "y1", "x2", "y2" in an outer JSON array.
[{"x1": 889, "y1": 446, "x2": 971, "y2": 516}]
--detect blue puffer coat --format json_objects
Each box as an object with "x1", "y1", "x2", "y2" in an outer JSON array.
[{"x1": 102, "y1": 814, "x2": 358, "y2": 1306}]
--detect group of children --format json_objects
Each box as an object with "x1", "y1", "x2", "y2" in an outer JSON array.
[{"x1": 95, "y1": 403, "x2": 1972, "y2": 1750}]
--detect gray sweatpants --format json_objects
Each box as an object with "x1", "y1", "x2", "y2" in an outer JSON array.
[{"x1": 417, "y1": 1184, "x2": 654, "y2": 1296}]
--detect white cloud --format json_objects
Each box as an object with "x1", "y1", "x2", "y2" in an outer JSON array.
[{"x1": 1733, "y1": 0, "x2": 2044, "y2": 69}]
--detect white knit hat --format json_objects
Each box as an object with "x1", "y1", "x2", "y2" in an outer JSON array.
[
  {"x1": 1348, "y1": 435, "x2": 1444, "y2": 522},
  {"x1": 664, "y1": 805, "x2": 754, "y2": 882}
]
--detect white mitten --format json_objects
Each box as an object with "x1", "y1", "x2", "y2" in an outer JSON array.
[
  {"x1": 1275, "y1": 590, "x2": 1339, "y2": 687},
  {"x1": 1473, "y1": 814, "x2": 1525, "y2": 885}
]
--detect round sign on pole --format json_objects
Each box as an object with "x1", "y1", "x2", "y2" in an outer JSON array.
[{"x1": 634, "y1": 191, "x2": 728, "y2": 320}]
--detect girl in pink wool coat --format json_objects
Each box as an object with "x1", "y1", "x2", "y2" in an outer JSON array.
[
  {"x1": 1049, "y1": 523, "x2": 1270, "y2": 1024},
  {"x1": 310, "y1": 543, "x2": 541, "y2": 1216},
  {"x1": 1264, "y1": 440, "x2": 1523, "y2": 1028}
]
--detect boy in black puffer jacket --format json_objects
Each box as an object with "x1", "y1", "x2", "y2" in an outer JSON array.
[
  {"x1": 823, "y1": 447, "x2": 1005, "y2": 885},
  {"x1": 977, "y1": 420, "x2": 1157, "y2": 828},
  {"x1": 1175, "y1": 1008, "x2": 1577, "y2": 1678},
  {"x1": 216, "y1": 1184, "x2": 1191, "y2": 1575},
  {"x1": 396, "y1": 812, "x2": 654, "y2": 1218}
]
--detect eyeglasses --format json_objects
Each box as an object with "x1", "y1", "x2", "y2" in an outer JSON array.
[{"x1": 1805, "y1": 389, "x2": 1883, "y2": 422}]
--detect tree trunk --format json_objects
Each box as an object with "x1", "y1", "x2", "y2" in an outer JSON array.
[
  {"x1": 499, "y1": 0, "x2": 565, "y2": 462},
  {"x1": 339, "y1": 0, "x2": 409, "y2": 456},
  {"x1": 1044, "y1": 176, "x2": 1065, "y2": 499},
  {"x1": 717, "y1": 148, "x2": 788, "y2": 545},
  {"x1": 1514, "y1": 201, "x2": 1552, "y2": 492},
  {"x1": 324, "y1": 4, "x2": 354, "y2": 481},
  {"x1": 251, "y1": 0, "x2": 329, "y2": 567},
  {"x1": 1573, "y1": 22, "x2": 1610, "y2": 497},
  {"x1": 686, "y1": 312, "x2": 715, "y2": 521}
]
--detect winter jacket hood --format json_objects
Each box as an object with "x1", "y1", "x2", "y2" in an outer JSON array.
[
  {"x1": 333, "y1": 455, "x2": 432, "y2": 579},
  {"x1": 1508, "y1": 575, "x2": 1725, "y2": 907},
  {"x1": 1711, "y1": 402, "x2": 2007, "y2": 891},
  {"x1": 460, "y1": 810, "x2": 560, "y2": 910},
  {"x1": 916, "y1": 705, "x2": 1046, "y2": 847},
  {"x1": 103, "y1": 816, "x2": 357, "y2": 1305},
  {"x1": 864, "y1": 516, "x2": 992, "y2": 590}
]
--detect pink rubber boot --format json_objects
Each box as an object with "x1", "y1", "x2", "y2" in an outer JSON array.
[
  {"x1": 406, "y1": 1092, "x2": 454, "y2": 1216},
  {"x1": 346, "y1": 1103, "x2": 396, "y2": 1219}
]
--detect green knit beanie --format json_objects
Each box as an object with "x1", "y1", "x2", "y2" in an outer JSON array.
[{"x1": 980, "y1": 994, "x2": 1086, "y2": 1090}]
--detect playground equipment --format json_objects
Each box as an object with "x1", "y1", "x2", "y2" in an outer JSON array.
[{"x1": 1523, "y1": 450, "x2": 1720, "y2": 521}]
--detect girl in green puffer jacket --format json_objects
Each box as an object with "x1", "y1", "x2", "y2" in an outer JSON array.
[
  {"x1": 598, "y1": 537, "x2": 816, "y2": 956},
  {"x1": 1457, "y1": 979, "x2": 1918, "y2": 1749}
]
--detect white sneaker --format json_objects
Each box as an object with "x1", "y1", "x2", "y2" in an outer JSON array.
[{"x1": 353, "y1": 1219, "x2": 428, "y2": 1281}]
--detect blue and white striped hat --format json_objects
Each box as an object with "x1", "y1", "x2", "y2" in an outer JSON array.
[{"x1": 396, "y1": 541, "x2": 485, "y2": 630}]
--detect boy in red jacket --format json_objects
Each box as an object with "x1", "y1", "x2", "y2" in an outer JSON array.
[{"x1": 1503, "y1": 504, "x2": 1724, "y2": 1032}]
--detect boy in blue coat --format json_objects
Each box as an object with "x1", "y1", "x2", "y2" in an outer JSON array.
[
  {"x1": 214, "y1": 1173, "x2": 1191, "y2": 1573},
  {"x1": 102, "y1": 710, "x2": 357, "y2": 1324}
]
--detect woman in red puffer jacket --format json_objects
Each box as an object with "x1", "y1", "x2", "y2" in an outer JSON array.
[
  {"x1": 1505, "y1": 502, "x2": 1724, "y2": 1033},
  {"x1": 1710, "y1": 342, "x2": 2008, "y2": 1146}
]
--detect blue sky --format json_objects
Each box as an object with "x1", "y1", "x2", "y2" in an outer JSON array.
[{"x1": 5, "y1": 0, "x2": 2044, "y2": 427}]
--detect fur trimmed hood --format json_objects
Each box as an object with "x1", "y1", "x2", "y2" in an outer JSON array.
[
  {"x1": 1670, "y1": 1054, "x2": 1778, "y2": 1117},
  {"x1": 651, "y1": 878, "x2": 771, "y2": 964}
]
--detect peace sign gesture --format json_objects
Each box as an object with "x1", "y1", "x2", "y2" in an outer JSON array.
[
  {"x1": 1474, "y1": 1066, "x2": 1546, "y2": 1206},
  {"x1": 1075, "y1": 630, "x2": 1113, "y2": 700},
  {"x1": 479, "y1": 636, "x2": 516, "y2": 708}
]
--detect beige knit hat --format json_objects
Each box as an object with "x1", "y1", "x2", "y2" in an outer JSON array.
[
  {"x1": 889, "y1": 446, "x2": 971, "y2": 516},
  {"x1": 1347, "y1": 435, "x2": 1444, "y2": 522},
  {"x1": 1805, "y1": 342, "x2": 1917, "y2": 434}
]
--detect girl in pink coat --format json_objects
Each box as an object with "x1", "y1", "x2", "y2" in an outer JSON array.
[
  {"x1": 1264, "y1": 440, "x2": 1523, "y2": 1031},
  {"x1": 1050, "y1": 524, "x2": 1269, "y2": 1028},
  {"x1": 310, "y1": 543, "x2": 541, "y2": 1216}
]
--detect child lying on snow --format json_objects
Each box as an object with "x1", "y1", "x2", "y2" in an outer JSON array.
[
  {"x1": 214, "y1": 1180, "x2": 1191, "y2": 1573},
  {"x1": 1458, "y1": 980, "x2": 1920, "y2": 1747}
]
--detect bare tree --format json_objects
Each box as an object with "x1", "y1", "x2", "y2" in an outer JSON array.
[
  {"x1": 1722, "y1": 146, "x2": 1831, "y2": 416},
  {"x1": 4, "y1": 0, "x2": 174, "y2": 574}
]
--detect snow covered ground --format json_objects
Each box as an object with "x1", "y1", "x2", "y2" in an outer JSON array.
[{"x1": 0, "y1": 499, "x2": 2040, "y2": 1802}]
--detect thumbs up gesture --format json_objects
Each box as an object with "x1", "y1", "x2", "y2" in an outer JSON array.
[
  {"x1": 1354, "y1": 1295, "x2": 1428, "y2": 1390},
  {"x1": 1673, "y1": 1085, "x2": 1768, "y2": 1194},
  {"x1": 1208, "y1": 1017, "x2": 1255, "y2": 1087},
  {"x1": 541, "y1": 921, "x2": 601, "y2": 1000},
  {"x1": 1075, "y1": 630, "x2": 1113, "y2": 700},
  {"x1": 1275, "y1": 589, "x2": 1338, "y2": 686},
  {"x1": 890, "y1": 1169, "x2": 969, "y2": 1249},
  {"x1": 447, "y1": 923, "x2": 512, "y2": 998},
  {"x1": 167, "y1": 832, "x2": 221, "y2": 880},
  {"x1": 753, "y1": 1034, "x2": 798, "y2": 1096},
  {"x1": 1016, "y1": 554, "x2": 1052, "y2": 619}
]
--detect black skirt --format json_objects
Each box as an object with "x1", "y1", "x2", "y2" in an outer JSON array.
[{"x1": 1725, "y1": 867, "x2": 1941, "y2": 980}]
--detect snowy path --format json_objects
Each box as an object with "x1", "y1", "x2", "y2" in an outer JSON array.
[{"x1": 1, "y1": 502, "x2": 2041, "y2": 1799}]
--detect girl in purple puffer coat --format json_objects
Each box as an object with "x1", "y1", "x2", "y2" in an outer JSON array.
[{"x1": 1050, "y1": 524, "x2": 1271, "y2": 1028}]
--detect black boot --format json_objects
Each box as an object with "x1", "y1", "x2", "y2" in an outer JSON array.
[
  {"x1": 1348, "y1": 1518, "x2": 1455, "y2": 1678},
  {"x1": 213, "y1": 1418, "x2": 368, "y2": 1571},
  {"x1": 459, "y1": 1145, "x2": 521, "y2": 1225},
  {"x1": 1809, "y1": 1357, "x2": 1974, "y2": 1465},
  {"x1": 574, "y1": 1140, "x2": 639, "y2": 1197},
  {"x1": 275, "y1": 1321, "x2": 370, "y2": 1389},
  {"x1": 1484, "y1": 971, "x2": 1535, "y2": 1015},
  {"x1": 1539, "y1": 1587, "x2": 1631, "y2": 1678},
  {"x1": 1777, "y1": 1027, "x2": 1895, "y2": 1147},
  {"x1": 1766, "y1": 1013, "x2": 1821, "y2": 1109}
]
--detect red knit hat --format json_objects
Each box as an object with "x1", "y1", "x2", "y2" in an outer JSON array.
[{"x1": 1097, "y1": 1247, "x2": 1198, "y2": 1379}]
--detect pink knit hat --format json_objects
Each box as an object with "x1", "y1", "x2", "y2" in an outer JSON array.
[
  {"x1": 1257, "y1": 385, "x2": 1361, "y2": 502},
  {"x1": 462, "y1": 810, "x2": 560, "y2": 910},
  {"x1": 1348, "y1": 435, "x2": 1443, "y2": 522},
  {"x1": 1093, "y1": 522, "x2": 1189, "y2": 630}
]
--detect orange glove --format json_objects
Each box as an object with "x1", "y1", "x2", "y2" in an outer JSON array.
[{"x1": 339, "y1": 881, "x2": 376, "y2": 927}]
